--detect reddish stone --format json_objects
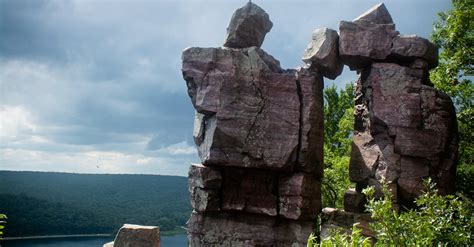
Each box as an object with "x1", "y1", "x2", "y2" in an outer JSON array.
[
  {"x1": 221, "y1": 169, "x2": 278, "y2": 217},
  {"x1": 296, "y1": 68, "x2": 324, "y2": 177},
  {"x1": 339, "y1": 21, "x2": 398, "y2": 70},
  {"x1": 223, "y1": 2, "x2": 273, "y2": 48}
]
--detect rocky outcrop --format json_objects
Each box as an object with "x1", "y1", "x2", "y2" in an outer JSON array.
[
  {"x1": 223, "y1": 2, "x2": 273, "y2": 48},
  {"x1": 341, "y1": 3, "x2": 457, "y2": 210},
  {"x1": 302, "y1": 28, "x2": 343, "y2": 79},
  {"x1": 320, "y1": 2, "x2": 457, "y2": 240},
  {"x1": 183, "y1": 1, "x2": 458, "y2": 245},
  {"x1": 183, "y1": 2, "x2": 324, "y2": 246},
  {"x1": 104, "y1": 224, "x2": 160, "y2": 247}
]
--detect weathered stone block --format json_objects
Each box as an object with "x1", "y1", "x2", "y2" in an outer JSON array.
[
  {"x1": 221, "y1": 169, "x2": 278, "y2": 217},
  {"x1": 339, "y1": 21, "x2": 398, "y2": 70},
  {"x1": 223, "y1": 2, "x2": 273, "y2": 48},
  {"x1": 187, "y1": 211, "x2": 314, "y2": 247},
  {"x1": 279, "y1": 173, "x2": 321, "y2": 220},
  {"x1": 344, "y1": 188, "x2": 367, "y2": 213},
  {"x1": 112, "y1": 224, "x2": 160, "y2": 247},
  {"x1": 296, "y1": 68, "x2": 324, "y2": 177},
  {"x1": 183, "y1": 47, "x2": 300, "y2": 171},
  {"x1": 188, "y1": 164, "x2": 221, "y2": 212},
  {"x1": 353, "y1": 3, "x2": 393, "y2": 25},
  {"x1": 320, "y1": 208, "x2": 374, "y2": 239},
  {"x1": 368, "y1": 63, "x2": 423, "y2": 129},
  {"x1": 394, "y1": 128, "x2": 446, "y2": 158},
  {"x1": 190, "y1": 187, "x2": 220, "y2": 212},
  {"x1": 188, "y1": 163, "x2": 222, "y2": 190},
  {"x1": 349, "y1": 132, "x2": 380, "y2": 183},
  {"x1": 302, "y1": 28, "x2": 343, "y2": 79},
  {"x1": 391, "y1": 35, "x2": 438, "y2": 69}
]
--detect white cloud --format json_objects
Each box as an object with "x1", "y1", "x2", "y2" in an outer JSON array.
[
  {"x1": 0, "y1": 148, "x2": 192, "y2": 176},
  {"x1": 161, "y1": 141, "x2": 197, "y2": 155},
  {"x1": 0, "y1": 105, "x2": 36, "y2": 143}
]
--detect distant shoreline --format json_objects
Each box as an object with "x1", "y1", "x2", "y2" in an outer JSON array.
[{"x1": 2, "y1": 234, "x2": 112, "y2": 241}]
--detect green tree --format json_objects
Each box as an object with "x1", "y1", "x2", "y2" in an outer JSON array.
[
  {"x1": 322, "y1": 83, "x2": 354, "y2": 208},
  {"x1": 318, "y1": 181, "x2": 473, "y2": 246},
  {"x1": 430, "y1": 0, "x2": 473, "y2": 198}
]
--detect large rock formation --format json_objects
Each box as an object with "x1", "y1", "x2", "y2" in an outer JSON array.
[
  {"x1": 321, "y1": 3, "x2": 458, "y2": 237},
  {"x1": 183, "y1": 2, "x2": 326, "y2": 246},
  {"x1": 341, "y1": 3, "x2": 457, "y2": 209},
  {"x1": 183, "y1": 2, "x2": 458, "y2": 245}
]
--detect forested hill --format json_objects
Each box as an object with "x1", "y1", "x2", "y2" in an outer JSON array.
[{"x1": 0, "y1": 171, "x2": 191, "y2": 237}]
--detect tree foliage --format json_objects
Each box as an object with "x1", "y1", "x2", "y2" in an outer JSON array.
[
  {"x1": 322, "y1": 83, "x2": 354, "y2": 208},
  {"x1": 0, "y1": 171, "x2": 191, "y2": 237},
  {"x1": 319, "y1": 180, "x2": 474, "y2": 246},
  {"x1": 430, "y1": 0, "x2": 473, "y2": 199},
  {"x1": 0, "y1": 213, "x2": 6, "y2": 239}
]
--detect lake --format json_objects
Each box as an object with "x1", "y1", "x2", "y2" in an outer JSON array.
[{"x1": 1, "y1": 234, "x2": 187, "y2": 247}]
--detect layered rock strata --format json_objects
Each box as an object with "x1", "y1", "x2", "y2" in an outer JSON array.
[{"x1": 183, "y1": 2, "x2": 327, "y2": 246}]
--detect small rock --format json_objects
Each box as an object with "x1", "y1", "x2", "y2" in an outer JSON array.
[
  {"x1": 302, "y1": 28, "x2": 343, "y2": 79},
  {"x1": 353, "y1": 3, "x2": 393, "y2": 24},
  {"x1": 223, "y1": 2, "x2": 273, "y2": 48},
  {"x1": 113, "y1": 224, "x2": 160, "y2": 247},
  {"x1": 343, "y1": 188, "x2": 367, "y2": 213}
]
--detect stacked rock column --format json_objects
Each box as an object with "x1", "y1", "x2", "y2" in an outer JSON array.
[
  {"x1": 182, "y1": 2, "x2": 325, "y2": 246},
  {"x1": 321, "y1": 3, "x2": 458, "y2": 236}
]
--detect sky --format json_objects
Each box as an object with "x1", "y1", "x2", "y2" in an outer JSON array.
[{"x1": 0, "y1": 0, "x2": 452, "y2": 176}]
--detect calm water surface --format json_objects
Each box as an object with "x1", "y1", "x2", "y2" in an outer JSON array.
[{"x1": 2, "y1": 235, "x2": 187, "y2": 247}]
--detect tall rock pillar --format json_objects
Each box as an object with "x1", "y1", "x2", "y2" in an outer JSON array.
[
  {"x1": 321, "y1": 3, "x2": 458, "y2": 237},
  {"x1": 182, "y1": 2, "x2": 326, "y2": 246}
]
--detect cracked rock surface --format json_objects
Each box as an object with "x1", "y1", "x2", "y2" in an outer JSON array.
[{"x1": 182, "y1": 2, "x2": 323, "y2": 246}]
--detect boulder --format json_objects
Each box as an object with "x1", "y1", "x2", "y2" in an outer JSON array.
[
  {"x1": 353, "y1": 3, "x2": 393, "y2": 24},
  {"x1": 339, "y1": 20, "x2": 399, "y2": 70},
  {"x1": 391, "y1": 35, "x2": 438, "y2": 69},
  {"x1": 112, "y1": 224, "x2": 160, "y2": 247},
  {"x1": 223, "y1": 2, "x2": 273, "y2": 48},
  {"x1": 320, "y1": 208, "x2": 374, "y2": 239},
  {"x1": 302, "y1": 28, "x2": 343, "y2": 79},
  {"x1": 343, "y1": 188, "x2": 367, "y2": 213}
]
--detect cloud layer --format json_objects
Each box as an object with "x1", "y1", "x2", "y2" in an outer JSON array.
[{"x1": 0, "y1": 0, "x2": 451, "y2": 176}]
